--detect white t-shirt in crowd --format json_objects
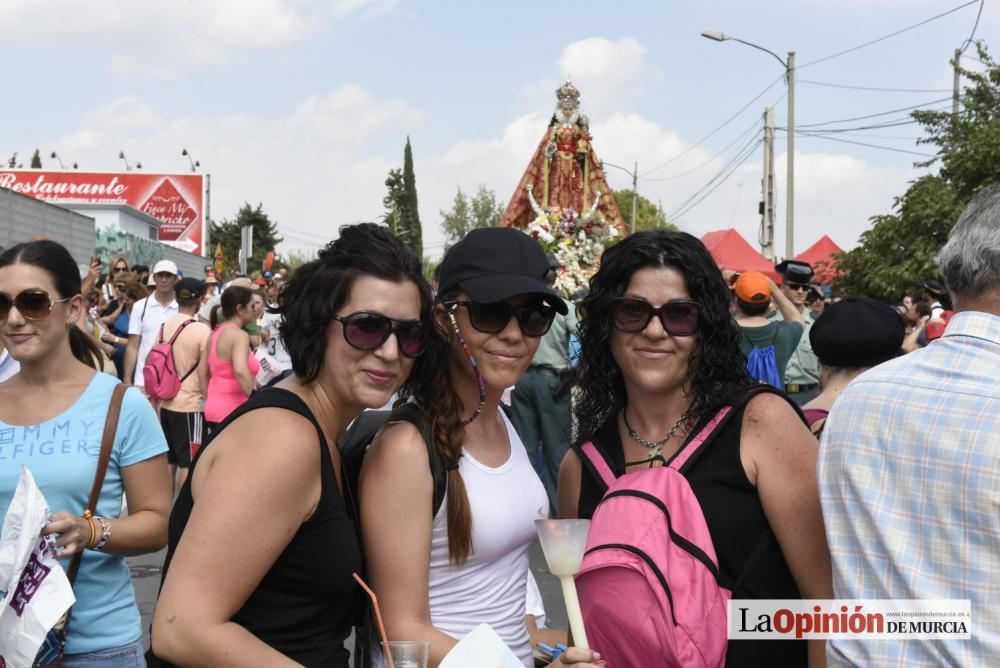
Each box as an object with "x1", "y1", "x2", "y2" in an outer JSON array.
[
  {"x1": 261, "y1": 304, "x2": 291, "y2": 371},
  {"x1": 128, "y1": 294, "x2": 179, "y2": 386},
  {"x1": 427, "y1": 410, "x2": 549, "y2": 666}
]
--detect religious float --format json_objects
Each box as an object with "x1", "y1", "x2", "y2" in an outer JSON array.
[{"x1": 500, "y1": 81, "x2": 626, "y2": 297}]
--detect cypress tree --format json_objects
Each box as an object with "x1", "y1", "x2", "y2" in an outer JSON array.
[{"x1": 400, "y1": 136, "x2": 423, "y2": 257}]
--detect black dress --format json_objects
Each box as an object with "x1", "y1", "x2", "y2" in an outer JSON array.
[
  {"x1": 575, "y1": 389, "x2": 808, "y2": 667},
  {"x1": 155, "y1": 388, "x2": 361, "y2": 667}
]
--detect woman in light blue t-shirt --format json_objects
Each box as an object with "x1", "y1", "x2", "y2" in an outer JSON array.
[{"x1": 0, "y1": 240, "x2": 172, "y2": 666}]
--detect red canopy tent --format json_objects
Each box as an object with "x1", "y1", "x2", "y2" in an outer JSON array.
[
  {"x1": 794, "y1": 235, "x2": 843, "y2": 284},
  {"x1": 700, "y1": 229, "x2": 779, "y2": 281}
]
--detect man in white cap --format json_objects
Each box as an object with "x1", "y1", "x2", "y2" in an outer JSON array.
[{"x1": 124, "y1": 259, "x2": 179, "y2": 392}]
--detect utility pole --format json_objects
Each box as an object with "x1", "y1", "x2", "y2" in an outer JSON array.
[
  {"x1": 630, "y1": 160, "x2": 638, "y2": 234},
  {"x1": 761, "y1": 107, "x2": 776, "y2": 261},
  {"x1": 785, "y1": 51, "x2": 795, "y2": 260},
  {"x1": 952, "y1": 48, "x2": 962, "y2": 121}
]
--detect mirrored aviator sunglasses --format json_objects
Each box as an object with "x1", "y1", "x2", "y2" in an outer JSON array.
[
  {"x1": 0, "y1": 289, "x2": 72, "y2": 321},
  {"x1": 610, "y1": 298, "x2": 700, "y2": 337},
  {"x1": 331, "y1": 311, "x2": 427, "y2": 358},
  {"x1": 447, "y1": 300, "x2": 556, "y2": 337}
]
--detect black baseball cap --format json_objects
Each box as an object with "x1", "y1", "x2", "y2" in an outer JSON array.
[
  {"x1": 174, "y1": 277, "x2": 205, "y2": 300},
  {"x1": 775, "y1": 259, "x2": 815, "y2": 285},
  {"x1": 438, "y1": 228, "x2": 568, "y2": 314},
  {"x1": 922, "y1": 279, "x2": 946, "y2": 297}
]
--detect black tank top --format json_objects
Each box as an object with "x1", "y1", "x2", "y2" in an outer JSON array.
[
  {"x1": 575, "y1": 388, "x2": 807, "y2": 667},
  {"x1": 157, "y1": 388, "x2": 361, "y2": 667}
]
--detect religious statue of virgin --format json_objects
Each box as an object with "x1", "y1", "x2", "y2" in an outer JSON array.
[{"x1": 500, "y1": 81, "x2": 625, "y2": 231}]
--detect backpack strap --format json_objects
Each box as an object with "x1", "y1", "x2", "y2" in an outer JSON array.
[
  {"x1": 579, "y1": 441, "x2": 617, "y2": 488},
  {"x1": 667, "y1": 407, "x2": 732, "y2": 473},
  {"x1": 168, "y1": 319, "x2": 199, "y2": 382}
]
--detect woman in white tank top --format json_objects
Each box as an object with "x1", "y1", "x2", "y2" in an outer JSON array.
[{"x1": 360, "y1": 229, "x2": 604, "y2": 667}]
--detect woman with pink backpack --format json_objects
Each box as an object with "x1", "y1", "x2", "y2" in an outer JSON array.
[{"x1": 558, "y1": 231, "x2": 833, "y2": 667}]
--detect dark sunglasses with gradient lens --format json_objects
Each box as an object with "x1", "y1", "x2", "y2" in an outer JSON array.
[
  {"x1": 332, "y1": 311, "x2": 427, "y2": 358},
  {"x1": 785, "y1": 282, "x2": 810, "y2": 293},
  {"x1": 0, "y1": 289, "x2": 73, "y2": 322},
  {"x1": 610, "y1": 298, "x2": 700, "y2": 337},
  {"x1": 445, "y1": 300, "x2": 557, "y2": 338}
]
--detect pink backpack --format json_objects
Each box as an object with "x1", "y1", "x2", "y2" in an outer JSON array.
[
  {"x1": 575, "y1": 408, "x2": 735, "y2": 668},
  {"x1": 143, "y1": 319, "x2": 198, "y2": 400}
]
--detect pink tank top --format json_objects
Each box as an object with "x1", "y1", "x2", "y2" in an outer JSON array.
[{"x1": 204, "y1": 323, "x2": 260, "y2": 423}]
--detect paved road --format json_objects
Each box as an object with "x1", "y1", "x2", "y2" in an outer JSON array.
[{"x1": 130, "y1": 539, "x2": 568, "y2": 652}]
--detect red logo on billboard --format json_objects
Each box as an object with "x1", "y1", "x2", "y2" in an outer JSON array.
[{"x1": 141, "y1": 178, "x2": 199, "y2": 251}]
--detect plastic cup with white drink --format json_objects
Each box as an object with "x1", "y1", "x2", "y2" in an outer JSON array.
[{"x1": 534, "y1": 519, "x2": 591, "y2": 648}]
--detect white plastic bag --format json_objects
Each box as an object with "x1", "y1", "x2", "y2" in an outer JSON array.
[{"x1": 0, "y1": 467, "x2": 76, "y2": 667}]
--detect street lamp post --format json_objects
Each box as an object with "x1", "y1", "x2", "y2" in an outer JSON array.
[
  {"x1": 118, "y1": 151, "x2": 141, "y2": 171},
  {"x1": 49, "y1": 151, "x2": 78, "y2": 170},
  {"x1": 181, "y1": 148, "x2": 200, "y2": 172},
  {"x1": 702, "y1": 30, "x2": 795, "y2": 259},
  {"x1": 602, "y1": 160, "x2": 638, "y2": 234}
]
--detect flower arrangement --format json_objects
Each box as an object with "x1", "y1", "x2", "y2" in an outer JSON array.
[{"x1": 523, "y1": 205, "x2": 620, "y2": 297}]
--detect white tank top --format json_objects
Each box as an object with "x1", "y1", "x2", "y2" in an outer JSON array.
[{"x1": 427, "y1": 410, "x2": 549, "y2": 666}]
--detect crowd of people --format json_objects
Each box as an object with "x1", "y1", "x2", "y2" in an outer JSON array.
[{"x1": 0, "y1": 186, "x2": 998, "y2": 667}]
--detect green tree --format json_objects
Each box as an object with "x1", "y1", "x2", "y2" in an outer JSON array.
[
  {"x1": 440, "y1": 185, "x2": 503, "y2": 250},
  {"x1": 280, "y1": 248, "x2": 318, "y2": 274},
  {"x1": 382, "y1": 168, "x2": 406, "y2": 240},
  {"x1": 7, "y1": 153, "x2": 17, "y2": 168},
  {"x1": 30, "y1": 149, "x2": 42, "y2": 169},
  {"x1": 400, "y1": 137, "x2": 423, "y2": 257},
  {"x1": 614, "y1": 189, "x2": 676, "y2": 233},
  {"x1": 209, "y1": 203, "x2": 284, "y2": 277},
  {"x1": 834, "y1": 42, "x2": 1000, "y2": 301}
]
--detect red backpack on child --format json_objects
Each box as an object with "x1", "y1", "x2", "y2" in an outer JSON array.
[
  {"x1": 575, "y1": 392, "x2": 777, "y2": 668},
  {"x1": 143, "y1": 319, "x2": 198, "y2": 400}
]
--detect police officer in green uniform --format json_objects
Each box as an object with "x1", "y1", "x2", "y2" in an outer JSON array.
[{"x1": 769, "y1": 260, "x2": 821, "y2": 404}]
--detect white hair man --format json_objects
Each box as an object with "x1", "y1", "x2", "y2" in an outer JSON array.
[{"x1": 818, "y1": 186, "x2": 1000, "y2": 666}]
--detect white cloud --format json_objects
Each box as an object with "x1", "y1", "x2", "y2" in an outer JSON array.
[
  {"x1": 0, "y1": 0, "x2": 313, "y2": 76},
  {"x1": 551, "y1": 37, "x2": 659, "y2": 115}
]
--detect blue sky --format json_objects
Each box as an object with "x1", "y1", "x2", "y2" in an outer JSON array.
[{"x1": 2, "y1": 0, "x2": 992, "y2": 259}]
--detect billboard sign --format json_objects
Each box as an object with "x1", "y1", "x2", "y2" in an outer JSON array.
[{"x1": 0, "y1": 170, "x2": 206, "y2": 256}]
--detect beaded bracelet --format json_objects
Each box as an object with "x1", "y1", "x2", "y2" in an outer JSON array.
[{"x1": 92, "y1": 516, "x2": 111, "y2": 551}]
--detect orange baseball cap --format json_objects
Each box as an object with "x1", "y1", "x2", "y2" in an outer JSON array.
[{"x1": 734, "y1": 271, "x2": 771, "y2": 304}]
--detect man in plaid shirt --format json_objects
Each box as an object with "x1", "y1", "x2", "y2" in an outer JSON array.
[{"x1": 819, "y1": 187, "x2": 1000, "y2": 666}]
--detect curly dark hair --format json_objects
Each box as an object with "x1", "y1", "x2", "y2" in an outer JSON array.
[
  {"x1": 574, "y1": 230, "x2": 752, "y2": 438},
  {"x1": 275, "y1": 223, "x2": 435, "y2": 404}
]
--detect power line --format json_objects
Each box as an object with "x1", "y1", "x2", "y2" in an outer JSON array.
[
  {"x1": 641, "y1": 116, "x2": 762, "y2": 182},
  {"x1": 668, "y1": 136, "x2": 762, "y2": 221},
  {"x1": 959, "y1": 0, "x2": 985, "y2": 53},
  {"x1": 670, "y1": 141, "x2": 760, "y2": 222},
  {"x1": 799, "y1": 0, "x2": 980, "y2": 70},
  {"x1": 640, "y1": 73, "x2": 783, "y2": 178},
  {"x1": 799, "y1": 79, "x2": 952, "y2": 94},
  {"x1": 795, "y1": 98, "x2": 952, "y2": 129},
  {"x1": 796, "y1": 131, "x2": 937, "y2": 157}
]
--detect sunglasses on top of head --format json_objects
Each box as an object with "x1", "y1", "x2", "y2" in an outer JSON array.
[
  {"x1": 444, "y1": 300, "x2": 557, "y2": 337},
  {"x1": 0, "y1": 289, "x2": 73, "y2": 322},
  {"x1": 610, "y1": 298, "x2": 700, "y2": 337},
  {"x1": 331, "y1": 311, "x2": 427, "y2": 358}
]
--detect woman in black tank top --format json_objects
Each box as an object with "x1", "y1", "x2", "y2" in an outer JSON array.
[
  {"x1": 558, "y1": 231, "x2": 833, "y2": 667},
  {"x1": 150, "y1": 224, "x2": 438, "y2": 667}
]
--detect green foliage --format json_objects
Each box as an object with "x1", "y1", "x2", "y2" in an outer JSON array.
[
  {"x1": 209, "y1": 203, "x2": 284, "y2": 277},
  {"x1": 422, "y1": 257, "x2": 440, "y2": 285},
  {"x1": 30, "y1": 149, "x2": 42, "y2": 169},
  {"x1": 401, "y1": 137, "x2": 423, "y2": 257},
  {"x1": 383, "y1": 168, "x2": 406, "y2": 239},
  {"x1": 7, "y1": 153, "x2": 18, "y2": 168},
  {"x1": 834, "y1": 176, "x2": 963, "y2": 301},
  {"x1": 281, "y1": 248, "x2": 318, "y2": 274},
  {"x1": 440, "y1": 185, "x2": 504, "y2": 250},
  {"x1": 835, "y1": 42, "x2": 1000, "y2": 301},
  {"x1": 614, "y1": 189, "x2": 676, "y2": 233}
]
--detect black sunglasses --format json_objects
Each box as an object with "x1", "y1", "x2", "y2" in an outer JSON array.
[
  {"x1": 785, "y1": 283, "x2": 810, "y2": 292},
  {"x1": 331, "y1": 311, "x2": 427, "y2": 358},
  {"x1": 0, "y1": 289, "x2": 73, "y2": 322},
  {"x1": 445, "y1": 300, "x2": 556, "y2": 338},
  {"x1": 610, "y1": 298, "x2": 700, "y2": 337}
]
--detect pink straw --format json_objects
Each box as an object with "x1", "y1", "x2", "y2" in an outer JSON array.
[{"x1": 353, "y1": 572, "x2": 396, "y2": 668}]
